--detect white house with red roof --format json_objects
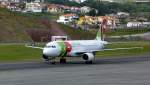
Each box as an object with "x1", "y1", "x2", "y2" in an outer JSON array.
[{"x1": 57, "y1": 14, "x2": 78, "y2": 24}]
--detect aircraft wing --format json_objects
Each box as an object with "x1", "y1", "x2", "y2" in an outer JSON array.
[
  {"x1": 25, "y1": 44, "x2": 43, "y2": 50},
  {"x1": 101, "y1": 47, "x2": 143, "y2": 51},
  {"x1": 76, "y1": 47, "x2": 143, "y2": 54},
  {"x1": 73, "y1": 47, "x2": 143, "y2": 55}
]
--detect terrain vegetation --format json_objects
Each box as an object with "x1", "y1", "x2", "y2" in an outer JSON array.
[
  {"x1": 0, "y1": 8, "x2": 95, "y2": 42},
  {"x1": 0, "y1": 8, "x2": 48, "y2": 42},
  {"x1": 0, "y1": 8, "x2": 150, "y2": 62},
  {"x1": 0, "y1": 42, "x2": 150, "y2": 62}
]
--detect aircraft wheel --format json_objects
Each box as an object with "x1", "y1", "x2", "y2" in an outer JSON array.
[
  {"x1": 51, "y1": 61, "x2": 56, "y2": 64},
  {"x1": 85, "y1": 61, "x2": 93, "y2": 64},
  {"x1": 60, "y1": 58, "x2": 66, "y2": 64}
]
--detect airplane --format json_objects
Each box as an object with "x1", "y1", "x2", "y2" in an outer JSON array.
[{"x1": 26, "y1": 20, "x2": 143, "y2": 64}]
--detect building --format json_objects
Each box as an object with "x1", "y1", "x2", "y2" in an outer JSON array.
[
  {"x1": 70, "y1": 6, "x2": 80, "y2": 12},
  {"x1": 7, "y1": 2, "x2": 21, "y2": 11},
  {"x1": 69, "y1": 0, "x2": 86, "y2": 3},
  {"x1": 80, "y1": 6, "x2": 91, "y2": 14},
  {"x1": 47, "y1": 4, "x2": 63, "y2": 13},
  {"x1": 0, "y1": 1, "x2": 9, "y2": 8},
  {"x1": 78, "y1": 16, "x2": 116, "y2": 28},
  {"x1": 117, "y1": 12, "x2": 130, "y2": 18},
  {"x1": 127, "y1": 22, "x2": 150, "y2": 28},
  {"x1": 57, "y1": 14, "x2": 78, "y2": 24},
  {"x1": 0, "y1": 0, "x2": 27, "y2": 3},
  {"x1": 94, "y1": 0, "x2": 150, "y2": 3},
  {"x1": 34, "y1": 0, "x2": 44, "y2": 3},
  {"x1": 23, "y1": 2, "x2": 42, "y2": 13}
]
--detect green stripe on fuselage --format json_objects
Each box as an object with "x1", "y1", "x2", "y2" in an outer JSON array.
[{"x1": 57, "y1": 41, "x2": 66, "y2": 57}]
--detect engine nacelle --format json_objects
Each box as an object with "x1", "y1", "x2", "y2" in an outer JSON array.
[
  {"x1": 82, "y1": 53, "x2": 95, "y2": 61},
  {"x1": 42, "y1": 54, "x2": 49, "y2": 60}
]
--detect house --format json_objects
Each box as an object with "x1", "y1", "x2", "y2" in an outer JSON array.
[
  {"x1": 97, "y1": 16, "x2": 116, "y2": 25},
  {"x1": 127, "y1": 22, "x2": 150, "y2": 28},
  {"x1": 23, "y1": 2, "x2": 42, "y2": 13},
  {"x1": 0, "y1": 0, "x2": 23, "y2": 11},
  {"x1": 47, "y1": 4, "x2": 63, "y2": 13},
  {"x1": 80, "y1": 6, "x2": 91, "y2": 14},
  {"x1": 95, "y1": 0, "x2": 150, "y2": 3},
  {"x1": 0, "y1": 0, "x2": 27, "y2": 3},
  {"x1": 127, "y1": 22, "x2": 142, "y2": 28},
  {"x1": 57, "y1": 14, "x2": 78, "y2": 24},
  {"x1": 70, "y1": 6, "x2": 80, "y2": 12},
  {"x1": 34, "y1": 0, "x2": 45, "y2": 3},
  {"x1": 117, "y1": 12, "x2": 130, "y2": 18},
  {"x1": 69, "y1": 0, "x2": 87, "y2": 3},
  {"x1": 0, "y1": 1, "x2": 9, "y2": 8},
  {"x1": 9, "y1": 0, "x2": 20, "y2": 3},
  {"x1": 7, "y1": 2, "x2": 22, "y2": 11},
  {"x1": 78, "y1": 16, "x2": 116, "y2": 29}
]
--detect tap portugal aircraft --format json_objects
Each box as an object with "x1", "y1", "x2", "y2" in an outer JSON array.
[{"x1": 26, "y1": 29, "x2": 143, "y2": 64}]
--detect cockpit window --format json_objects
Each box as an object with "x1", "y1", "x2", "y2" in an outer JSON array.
[{"x1": 46, "y1": 45, "x2": 56, "y2": 48}]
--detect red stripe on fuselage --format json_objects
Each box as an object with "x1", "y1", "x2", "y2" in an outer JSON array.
[{"x1": 64, "y1": 41, "x2": 72, "y2": 52}]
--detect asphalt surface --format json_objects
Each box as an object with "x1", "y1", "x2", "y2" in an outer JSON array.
[{"x1": 0, "y1": 55, "x2": 150, "y2": 85}]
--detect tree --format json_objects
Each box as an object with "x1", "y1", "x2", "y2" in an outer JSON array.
[
  {"x1": 88, "y1": 9, "x2": 97, "y2": 16},
  {"x1": 18, "y1": 3, "x2": 26, "y2": 10}
]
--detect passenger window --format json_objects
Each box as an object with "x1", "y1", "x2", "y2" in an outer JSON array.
[{"x1": 47, "y1": 45, "x2": 56, "y2": 48}]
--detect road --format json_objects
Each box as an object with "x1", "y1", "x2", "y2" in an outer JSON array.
[
  {"x1": 109, "y1": 32, "x2": 150, "y2": 40},
  {"x1": 0, "y1": 55, "x2": 150, "y2": 85}
]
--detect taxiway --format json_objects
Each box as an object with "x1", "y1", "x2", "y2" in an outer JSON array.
[{"x1": 0, "y1": 55, "x2": 150, "y2": 85}]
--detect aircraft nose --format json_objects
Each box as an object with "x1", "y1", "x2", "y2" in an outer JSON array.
[
  {"x1": 43, "y1": 48, "x2": 60, "y2": 57},
  {"x1": 43, "y1": 48, "x2": 49, "y2": 56}
]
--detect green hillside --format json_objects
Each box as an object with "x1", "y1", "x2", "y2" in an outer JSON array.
[
  {"x1": 0, "y1": 8, "x2": 47, "y2": 43},
  {"x1": 58, "y1": 23, "x2": 96, "y2": 40},
  {"x1": 0, "y1": 8, "x2": 95, "y2": 42},
  {"x1": 0, "y1": 8, "x2": 149, "y2": 43}
]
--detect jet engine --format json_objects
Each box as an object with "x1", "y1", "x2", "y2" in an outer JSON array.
[
  {"x1": 42, "y1": 54, "x2": 49, "y2": 60},
  {"x1": 82, "y1": 53, "x2": 95, "y2": 61}
]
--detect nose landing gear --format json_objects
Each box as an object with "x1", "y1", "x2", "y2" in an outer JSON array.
[
  {"x1": 43, "y1": 54, "x2": 56, "y2": 64},
  {"x1": 43, "y1": 55, "x2": 67, "y2": 64}
]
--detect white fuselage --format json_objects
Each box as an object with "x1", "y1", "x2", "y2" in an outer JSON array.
[
  {"x1": 66, "y1": 40, "x2": 104, "y2": 56},
  {"x1": 43, "y1": 40, "x2": 106, "y2": 57}
]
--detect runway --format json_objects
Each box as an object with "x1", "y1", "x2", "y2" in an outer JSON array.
[{"x1": 0, "y1": 55, "x2": 150, "y2": 85}]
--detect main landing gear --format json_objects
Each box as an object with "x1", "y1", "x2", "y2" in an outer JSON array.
[
  {"x1": 60, "y1": 58, "x2": 66, "y2": 64},
  {"x1": 45, "y1": 58, "x2": 66, "y2": 64},
  {"x1": 85, "y1": 61, "x2": 93, "y2": 64}
]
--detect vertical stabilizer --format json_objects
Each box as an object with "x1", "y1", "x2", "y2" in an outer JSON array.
[
  {"x1": 96, "y1": 18, "x2": 107, "y2": 41},
  {"x1": 96, "y1": 28, "x2": 102, "y2": 41}
]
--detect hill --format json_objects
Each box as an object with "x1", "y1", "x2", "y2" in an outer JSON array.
[
  {"x1": 58, "y1": 23, "x2": 96, "y2": 40},
  {"x1": 0, "y1": 8, "x2": 47, "y2": 43},
  {"x1": 42, "y1": 21, "x2": 96, "y2": 40},
  {"x1": 0, "y1": 8, "x2": 96, "y2": 42}
]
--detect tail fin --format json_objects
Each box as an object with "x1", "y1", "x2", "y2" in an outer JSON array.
[
  {"x1": 96, "y1": 28, "x2": 102, "y2": 41},
  {"x1": 96, "y1": 18, "x2": 107, "y2": 41}
]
